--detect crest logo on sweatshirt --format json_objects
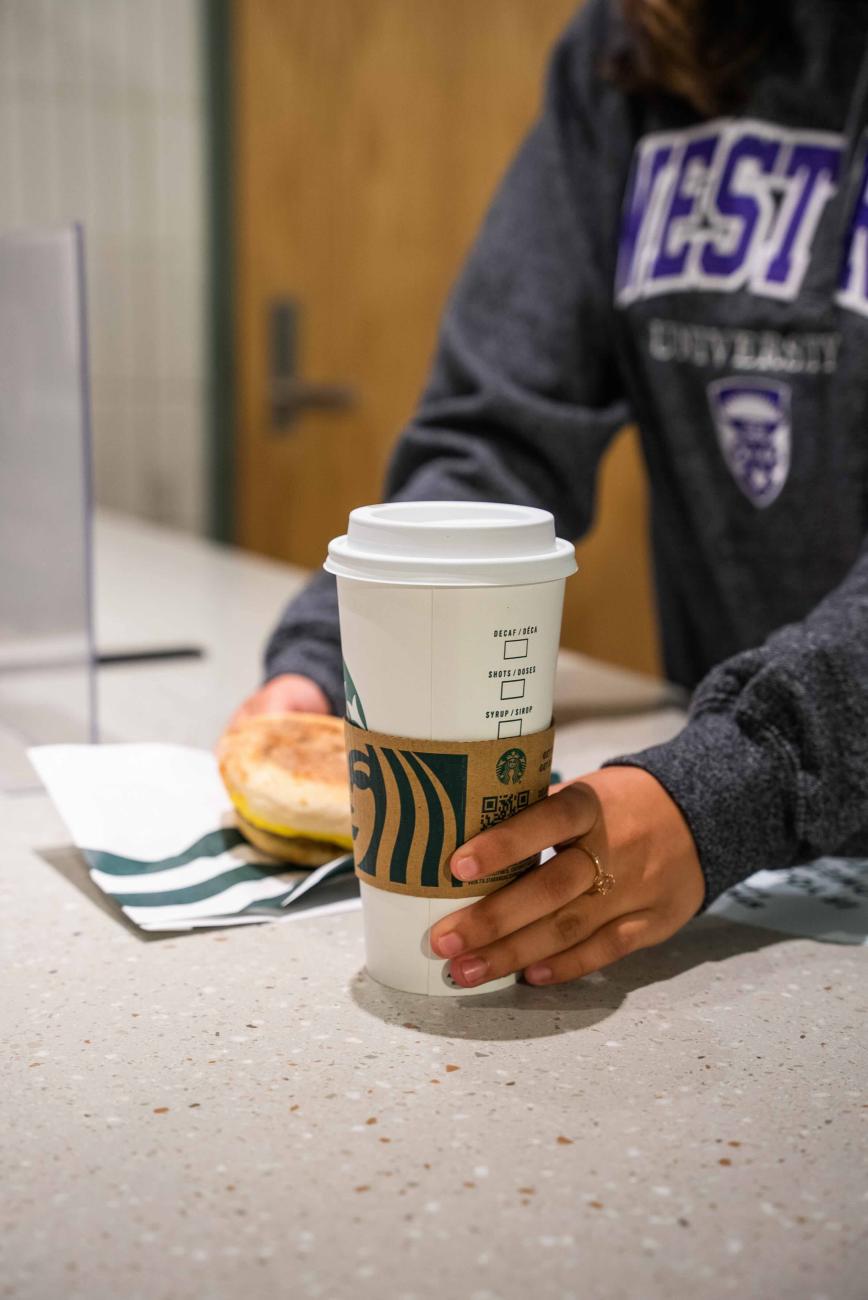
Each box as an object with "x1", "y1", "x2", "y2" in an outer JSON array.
[{"x1": 707, "y1": 378, "x2": 791, "y2": 507}]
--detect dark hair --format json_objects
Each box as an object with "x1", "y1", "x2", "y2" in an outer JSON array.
[{"x1": 609, "y1": 0, "x2": 781, "y2": 117}]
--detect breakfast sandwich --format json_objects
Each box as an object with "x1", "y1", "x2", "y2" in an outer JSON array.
[{"x1": 217, "y1": 713, "x2": 352, "y2": 867}]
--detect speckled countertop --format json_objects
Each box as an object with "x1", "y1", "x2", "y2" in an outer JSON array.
[{"x1": 2, "y1": 514, "x2": 867, "y2": 1299}]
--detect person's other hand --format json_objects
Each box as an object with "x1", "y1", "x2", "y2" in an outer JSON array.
[
  {"x1": 429, "y1": 766, "x2": 705, "y2": 988},
  {"x1": 228, "y1": 673, "x2": 332, "y2": 730}
]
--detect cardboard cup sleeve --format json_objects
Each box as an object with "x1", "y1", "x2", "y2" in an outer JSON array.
[{"x1": 345, "y1": 720, "x2": 555, "y2": 898}]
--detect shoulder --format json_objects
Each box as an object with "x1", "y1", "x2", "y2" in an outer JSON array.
[
  {"x1": 542, "y1": 1, "x2": 637, "y2": 171},
  {"x1": 552, "y1": 0, "x2": 627, "y2": 90},
  {"x1": 544, "y1": 0, "x2": 635, "y2": 137}
]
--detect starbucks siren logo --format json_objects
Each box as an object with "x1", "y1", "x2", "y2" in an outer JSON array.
[{"x1": 496, "y1": 747, "x2": 526, "y2": 785}]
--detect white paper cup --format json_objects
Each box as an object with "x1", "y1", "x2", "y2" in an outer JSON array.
[{"x1": 324, "y1": 501, "x2": 576, "y2": 996}]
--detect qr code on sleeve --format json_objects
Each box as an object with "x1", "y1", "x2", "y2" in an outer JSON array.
[{"x1": 480, "y1": 790, "x2": 530, "y2": 829}]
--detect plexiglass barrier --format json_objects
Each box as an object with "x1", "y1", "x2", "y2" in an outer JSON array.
[{"x1": 0, "y1": 226, "x2": 97, "y2": 791}]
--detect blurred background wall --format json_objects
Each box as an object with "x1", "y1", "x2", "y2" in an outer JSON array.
[
  {"x1": 0, "y1": 0, "x2": 660, "y2": 676},
  {"x1": 0, "y1": 0, "x2": 207, "y2": 533}
]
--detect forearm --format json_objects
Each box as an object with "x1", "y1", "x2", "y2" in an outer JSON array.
[{"x1": 609, "y1": 538, "x2": 868, "y2": 903}]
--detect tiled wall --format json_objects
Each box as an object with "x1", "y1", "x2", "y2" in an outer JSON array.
[{"x1": 0, "y1": 0, "x2": 208, "y2": 534}]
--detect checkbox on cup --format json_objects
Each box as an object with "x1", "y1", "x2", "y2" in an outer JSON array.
[{"x1": 503, "y1": 638, "x2": 529, "y2": 659}]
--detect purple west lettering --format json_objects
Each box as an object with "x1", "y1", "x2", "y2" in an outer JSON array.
[
  {"x1": 615, "y1": 142, "x2": 673, "y2": 300},
  {"x1": 700, "y1": 133, "x2": 781, "y2": 279},
  {"x1": 761, "y1": 142, "x2": 840, "y2": 292},
  {"x1": 651, "y1": 134, "x2": 717, "y2": 280},
  {"x1": 615, "y1": 121, "x2": 847, "y2": 311}
]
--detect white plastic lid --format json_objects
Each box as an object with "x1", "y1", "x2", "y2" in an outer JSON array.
[{"x1": 324, "y1": 501, "x2": 577, "y2": 587}]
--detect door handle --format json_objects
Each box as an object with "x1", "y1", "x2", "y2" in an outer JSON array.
[{"x1": 268, "y1": 298, "x2": 356, "y2": 430}]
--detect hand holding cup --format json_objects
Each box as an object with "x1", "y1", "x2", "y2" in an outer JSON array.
[{"x1": 430, "y1": 766, "x2": 705, "y2": 988}]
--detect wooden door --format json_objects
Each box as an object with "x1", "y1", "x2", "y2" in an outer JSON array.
[{"x1": 232, "y1": 0, "x2": 661, "y2": 677}]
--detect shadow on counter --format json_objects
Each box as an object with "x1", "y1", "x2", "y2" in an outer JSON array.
[
  {"x1": 348, "y1": 914, "x2": 791, "y2": 1042},
  {"x1": 38, "y1": 843, "x2": 161, "y2": 940}
]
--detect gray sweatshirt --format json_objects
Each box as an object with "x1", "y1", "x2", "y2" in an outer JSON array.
[{"x1": 264, "y1": 0, "x2": 868, "y2": 907}]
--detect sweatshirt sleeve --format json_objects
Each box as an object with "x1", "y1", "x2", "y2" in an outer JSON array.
[
  {"x1": 607, "y1": 537, "x2": 868, "y2": 906},
  {"x1": 263, "y1": 0, "x2": 630, "y2": 712}
]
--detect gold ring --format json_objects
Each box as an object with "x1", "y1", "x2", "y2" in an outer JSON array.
[{"x1": 576, "y1": 843, "x2": 615, "y2": 896}]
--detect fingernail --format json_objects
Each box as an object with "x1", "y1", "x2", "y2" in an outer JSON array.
[
  {"x1": 435, "y1": 931, "x2": 464, "y2": 958},
  {"x1": 525, "y1": 964, "x2": 552, "y2": 984},
  {"x1": 452, "y1": 854, "x2": 481, "y2": 881},
  {"x1": 454, "y1": 956, "x2": 488, "y2": 986}
]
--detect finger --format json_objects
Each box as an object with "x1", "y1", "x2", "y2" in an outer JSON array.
[
  {"x1": 227, "y1": 694, "x2": 269, "y2": 728},
  {"x1": 523, "y1": 911, "x2": 659, "y2": 986},
  {"x1": 430, "y1": 842, "x2": 598, "y2": 960},
  {"x1": 445, "y1": 885, "x2": 624, "y2": 987},
  {"x1": 450, "y1": 782, "x2": 599, "y2": 883},
  {"x1": 225, "y1": 703, "x2": 253, "y2": 731},
  {"x1": 226, "y1": 683, "x2": 290, "y2": 731}
]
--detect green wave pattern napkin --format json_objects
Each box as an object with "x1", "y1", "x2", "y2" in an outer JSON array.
[{"x1": 30, "y1": 744, "x2": 358, "y2": 932}]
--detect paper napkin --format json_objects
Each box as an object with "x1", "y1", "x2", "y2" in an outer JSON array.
[
  {"x1": 30, "y1": 743, "x2": 360, "y2": 933},
  {"x1": 708, "y1": 859, "x2": 868, "y2": 945}
]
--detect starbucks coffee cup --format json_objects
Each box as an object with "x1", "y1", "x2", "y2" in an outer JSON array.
[{"x1": 324, "y1": 501, "x2": 576, "y2": 996}]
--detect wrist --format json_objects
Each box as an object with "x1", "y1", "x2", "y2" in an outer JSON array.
[
  {"x1": 263, "y1": 637, "x2": 345, "y2": 716},
  {"x1": 262, "y1": 673, "x2": 332, "y2": 715},
  {"x1": 576, "y1": 766, "x2": 705, "y2": 912}
]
